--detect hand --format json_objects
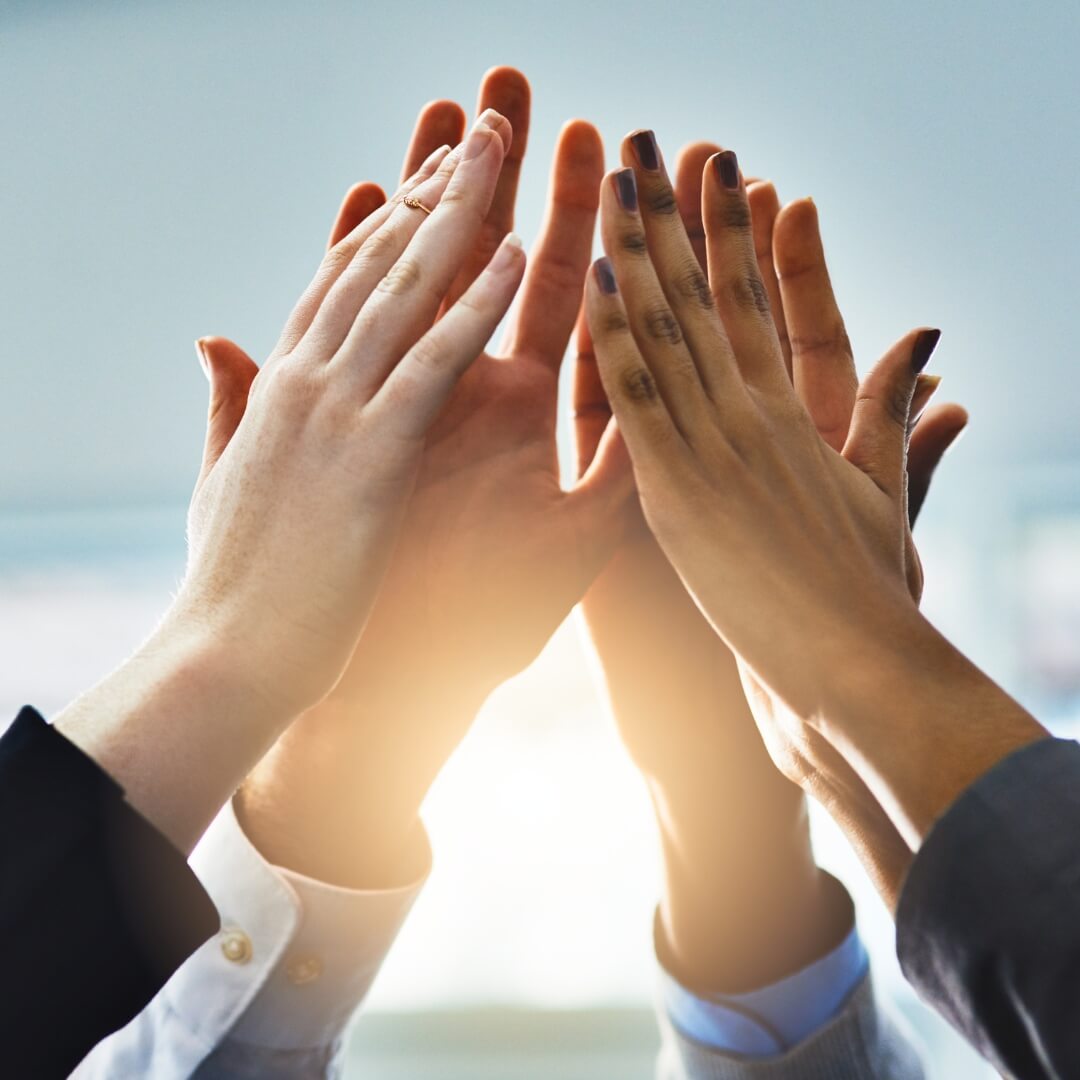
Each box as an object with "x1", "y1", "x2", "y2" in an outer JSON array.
[
  {"x1": 576, "y1": 135, "x2": 964, "y2": 973},
  {"x1": 200, "y1": 70, "x2": 631, "y2": 884},
  {"x1": 57, "y1": 109, "x2": 521, "y2": 852},
  {"x1": 585, "y1": 135, "x2": 1046, "y2": 860}
]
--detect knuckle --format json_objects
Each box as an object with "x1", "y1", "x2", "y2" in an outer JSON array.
[
  {"x1": 644, "y1": 305, "x2": 684, "y2": 345},
  {"x1": 438, "y1": 186, "x2": 485, "y2": 227},
  {"x1": 321, "y1": 242, "x2": 356, "y2": 277},
  {"x1": 674, "y1": 261, "x2": 714, "y2": 311},
  {"x1": 596, "y1": 308, "x2": 631, "y2": 337},
  {"x1": 856, "y1": 385, "x2": 908, "y2": 430},
  {"x1": 715, "y1": 198, "x2": 753, "y2": 232},
  {"x1": 357, "y1": 223, "x2": 400, "y2": 263},
  {"x1": 724, "y1": 267, "x2": 772, "y2": 318},
  {"x1": 531, "y1": 250, "x2": 585, "y2": 296},
  {"x1": 790, "y1": 323, "x2": 851, "y2": 359},
  {"x1": 406, "y1": 333, "x2": 444, "y2": 376},
  {"x1": 643, "y1": 184, "x2": 679, "y2": 217},
  {"x1": 619, "y1": 366, "x2": 660, "y2": 403},
  {"x1": 619, "y1": 229, "x2": 649, "y2": 257},
  {"x1": 377, "y1": 257, "x2": 423, "y2": 296}
]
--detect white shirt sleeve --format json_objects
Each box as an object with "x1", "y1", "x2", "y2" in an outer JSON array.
[{"x1": 73, "y1": 798, "x2": 430, "y2": 1080}]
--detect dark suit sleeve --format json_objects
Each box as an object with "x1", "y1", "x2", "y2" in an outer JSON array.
[
  {"x1": 0, "y1": 706, "x2": 219, "y2": 1078},
  {"x1": 896, "y1": 736, "x2": 1080, "y2": 1080}
]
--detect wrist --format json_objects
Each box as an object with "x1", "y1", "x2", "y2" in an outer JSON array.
[
  {"x1": 54, "y1": 605, "x2": 300, "y2": 853},
  {"x1": 816, "y1": 604, "x2": 1048, "y2": 846},
  {"x1": 237, "y1": 688, "x2": 481, "y2": 888}
]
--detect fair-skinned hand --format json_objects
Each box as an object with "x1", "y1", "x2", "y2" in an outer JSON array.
[
  {"x1": 196, "y1": 69, "x2": 631, "y2": 885},
  {"x1": 583, "y1": 132, "x2": 1046, "y2": 874},
  {"x1": 56, "y1": 108, "x2": 522, "y2": 853}
]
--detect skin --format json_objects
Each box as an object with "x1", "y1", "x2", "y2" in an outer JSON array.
[
  {"x1": 576, "y1": 136, "x2": 967, "y2": 993},
  {"x1": 55, "y1": 109, "x2": 522, "y2": 854},
  {"x1": 584, "y1": 134, "x2": 1049, "y2": 897},
  {"x1": 197, "y1": 69, "x2": 631, "y2": 886}
]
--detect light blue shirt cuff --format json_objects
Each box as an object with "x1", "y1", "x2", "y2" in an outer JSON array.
[{"x1": 660, "y1": 923, "x2": 869, "y2": 1058}]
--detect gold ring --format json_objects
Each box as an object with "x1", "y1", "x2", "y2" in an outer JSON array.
[{"x1": 403, "y1": 195, "x2": 432, "y2": 215}]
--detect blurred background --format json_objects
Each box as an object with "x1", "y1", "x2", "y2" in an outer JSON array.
[{"x1": 4, "y1": 1, "x2": 1080, "y2": 1076}]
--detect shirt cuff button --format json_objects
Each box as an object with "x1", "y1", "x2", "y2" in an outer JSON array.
[
  {"x1": 286, "y1": 955, "x2": 323, "y2": 986},
  {"x1": 220, "y1": 928, "x2": 253, "y2": 964}
]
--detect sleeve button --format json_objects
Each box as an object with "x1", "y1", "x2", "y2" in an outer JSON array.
[
  {"x1": 286, "y1": 955, "x2": 323, "y2": 986},
  {"x1": 220, "y1": 928, "x2": 253, "y2": 964}
]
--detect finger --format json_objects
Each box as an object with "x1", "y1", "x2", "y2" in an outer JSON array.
[
  {"x1": 747, "y1": 181, "x2": 792, "y2": 377},
  {"x1": 372, "y1": 234, "x2": 526, "y2": 436},
  {"x1": 506, "y1": 119, "x2": 603, "y2": 370},
  {"x1": 844, "y1": 328, "x2": 941, "y2": 500},
  {"x1": 773, "y1": 197, "x2": 857, "y2": 449},
  {"x1": 703, "y1": 150, "x2": 789, "y2": 391},
  {"x1": 573, "y1": 308, "x2": 609, "y2": 475},
  {"x1": 399, "y1": 99, "x2": 467, "y2": 182},
  {"x1": 584, "y1": 257, "x2": 685, "y2": 466},
  {"x1": 908, "y1": 373, "x2": 942, "y2": 433},
  {"x1": 599, "y1": 163, "x2": 719, "y2": 437},
  {"x1": 275, "y1": 142, "x2": 453, "y2": 356},
  {"x1": 444, "y1": 66, "x2": 532, "y2": 307},
  {"x1": 673, "y1": 141, "x2": 721, "y2": 269},
  {"x1": 566, "y1": 413, "x2": 635, "y2": 541},
  {"x1": 908, "y1": 401, "x2": 968, "y2": 524},
  {"x1": 327, "y1": 182, "x2": 387, "y2": 249},
  {"x1": 295, "y1": 141, "x2": 469, "y2": 359},
  {"x1": 622, "y1": 131, "x2": 740, "y2": 406},
  {"x1": 334, "y1": 112, "x2": 512, "y2": 392},
  {"x1": 194, "y1": 336, "x2": 259, "y2": 486}
]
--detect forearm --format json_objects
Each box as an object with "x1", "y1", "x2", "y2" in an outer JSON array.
[
  {"x1": 651, "y1": 766, "x2": 853, "y2": 992},
  {"x1": 600, "y1": 638, "x2": 849, "y2": 991},
  {"x1": 54, "y1": 607, "x2": 294, "y2": 855}
]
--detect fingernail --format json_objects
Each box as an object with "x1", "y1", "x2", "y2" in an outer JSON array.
[
  {"x1": 476, "y1": 108, "x2": 512, "y2": 151},
  {"x1": 911, "y1": 328, "x2": 941, "y2": 373},
  {"x1": 714, "y1": 150, "x2": 740, "y2": 190},
  {"x1": 613, "y1": 168, "x2": 638, "y2": 212},
  {"x1": 595, "y1": 257, "x2": 618, "y2": 294},
  {"x1": 194, "y1": 338, "x2": 210, "y2": 379},
  {"x1": 487, "y1": 232, "x2": 524, "y2": 273},
  {"x1": 630, "y1": 130, "x2": 660, "y2": 171},
  {"x1": 463, "y1": 124, "x2": 495, "y2": 161}
]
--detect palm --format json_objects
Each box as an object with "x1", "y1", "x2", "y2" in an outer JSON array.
[{"x1": 331, "y1": 348, "x2": 609, "y2": 711}]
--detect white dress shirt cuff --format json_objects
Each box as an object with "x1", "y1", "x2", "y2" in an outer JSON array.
[{"x1": 163, "y1": 798, "x2": 430, "y2": 1054}]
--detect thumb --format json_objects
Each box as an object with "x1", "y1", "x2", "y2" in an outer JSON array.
[
  {"x1": 907, "y1": 401, "x2": 969, "y2": 524},
  {"x1": 195, "y1": 336, "x2": 258, "y2": 485},
  {"x1": 843, "y1": 328, "x2": 941, "y2": 500}
]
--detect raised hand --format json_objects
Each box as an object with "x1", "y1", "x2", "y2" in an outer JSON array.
[
  {"x1": 200, "y1": 70, "x2": 631, "y2": 884},
  {"x1": 576, "y1": 130, "x2": 969, "y2": 914},
  {"x1": 583, "y1": 132, "x2": 1037, "y2": 885},
  {"x1": 56, "y1": 109, "x2": 520, "y2": 853}
]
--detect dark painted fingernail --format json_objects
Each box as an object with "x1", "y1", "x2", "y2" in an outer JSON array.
[
  {"x1": 595, "y1": 257, "x2": 618, "y2": 294},
  {"x1": 715, "y1": 150, "x2": 740, "y2": 190},
  {"x1": 613, "y1": 168, "x2": 638, "y2": 212},
  {"x1": 911, "y1": 328, "x2": 941, "y2": 373},
  {"x1": 630, "y1": 130, "x2": 660, "y2": 171}
]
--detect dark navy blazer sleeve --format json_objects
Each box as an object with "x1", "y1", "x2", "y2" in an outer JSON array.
[
  {"x1": 0, "y1": 707, "x2": 219, "y2": 1078},
  {"x1": 896, "y1": 736, "x2": 1080, "y2": 1080}
]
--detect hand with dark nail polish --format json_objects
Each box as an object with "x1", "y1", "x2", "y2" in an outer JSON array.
[{"x1": 631, "y1": 129, "x2": 661, "y2": 171}]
